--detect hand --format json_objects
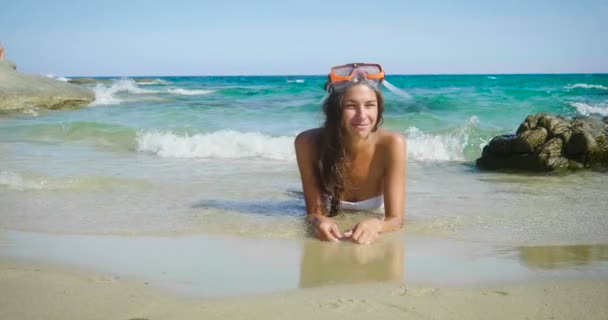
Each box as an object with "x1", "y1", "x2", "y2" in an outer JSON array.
[
  {"x1": 344, "y1": 218, "x2": 383, "y2": 245},
  {"x1": 309, "y1": 215, "x2": 343, "y2": 242}
]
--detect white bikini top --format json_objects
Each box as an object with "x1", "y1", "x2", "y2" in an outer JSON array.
[{"x1": 340, "y1": 195, "x2": 384, "y2": 212}]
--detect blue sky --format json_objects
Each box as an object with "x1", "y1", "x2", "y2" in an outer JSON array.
[{"x1": 1, "y1": 0, "x2": 607, "y2": 76}]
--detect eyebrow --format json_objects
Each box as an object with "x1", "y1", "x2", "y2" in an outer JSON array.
[{"x1": 343, "y1": 99, "x2": 377, "y2": 104}]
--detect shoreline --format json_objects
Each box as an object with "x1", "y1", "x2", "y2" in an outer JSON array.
[
  {"x1": 2, "y1": 229, "x2": 607, "y2": 294},
  {"x1": 1, "y1": 255, "x2": 607, "y2": 320}
]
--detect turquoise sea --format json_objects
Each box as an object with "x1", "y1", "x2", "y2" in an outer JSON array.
[
  {"x1": 0, "y1": 74, "x2": 608, "y2": 242},
  {"x1": 1, "y1": 74, "x2": 608, "y2": 295}
]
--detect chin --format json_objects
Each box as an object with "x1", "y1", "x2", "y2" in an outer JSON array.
[{"x1": 352, "y1": 130, "x2": 373, "y2": 139}]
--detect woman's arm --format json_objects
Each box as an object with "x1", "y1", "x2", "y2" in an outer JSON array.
[
  {"x1": 380, "y1": 133, "x2": 407, "y2": 232},
  {"x1": 346, "y1": 133, "x2": 406, "y2": 244},
  {"x1": 294, "y1": 130, "x2": 344, "y2": 241}
]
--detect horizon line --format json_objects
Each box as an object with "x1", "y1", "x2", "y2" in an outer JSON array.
[{"x1": 64, "y1": 72, "x2": 608, "y2": 78}]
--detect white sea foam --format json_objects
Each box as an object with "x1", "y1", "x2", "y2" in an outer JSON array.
[
  {"x1": 45, "y1": 73, "x2": 70, "y2": 82},
  {"x1": 168, "y1": 88, "x2": 216, "y2": 96},
  {"x1": 404, "y1": 116, "x2": 479, "y2": 162},
  {"x1": 564, "y1": 83, "x2": 608, "y2": 90},
  {"x1": 90, "y1": 79, "x2": 155, "y2": 105},
  {"x1": 486, "y1": 76, "x2": 498, "y2": 80},
  {"x1": 287, "y1": 79, "x2": 305, "y2": 83},
  {"x1": 136, "y1": 130, "x2": 295, "y2": 161},
  {"x1": 570, "y1": 102, "x2": 608, "y2": 116},
  {"x1": 137, "y1": 117, "x2": 482, "y2": 163},
  {"x1": 90, "y1": 83, "x2": 122, "y2": 105},
  {"x1": 0, "y1": 171, "x2": 48, "y2": 191},
  {"x1": 137, "y1": 79, "x2": 168, "y2": 85}
]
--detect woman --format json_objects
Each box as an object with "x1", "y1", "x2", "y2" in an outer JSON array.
[{"x1": 295, "y1": 63, "x2": 406, "y2": 245}]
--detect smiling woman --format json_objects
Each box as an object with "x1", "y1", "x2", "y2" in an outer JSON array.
[{"x1": 294, "y1": 63, "x2": 407, "y2": 245}]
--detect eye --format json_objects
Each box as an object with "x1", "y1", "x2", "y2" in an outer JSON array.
[{"x1": 365, "y1": 103, "x2": 377, "y2": 109}]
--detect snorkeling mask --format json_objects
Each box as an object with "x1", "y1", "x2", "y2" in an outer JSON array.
[
  {"x1": 323, "y1": 62, "x2": 412, "y2": 100},
  {"x1": 324, "y1": 63, "x2": 384, "y2": 93}
]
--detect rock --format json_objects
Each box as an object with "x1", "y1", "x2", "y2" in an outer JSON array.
[
  {"x1": 68, "y1": 77, "x2": 113, "y2": 85},
  {"x1": 516, "y1": 113, "x2": 545, "y2": 135},
  {"x1": 0, "y1": 60, "x2": 95, "y2": 113},
  {"x1": 477, "y1": 113, "x2": 608, "y2": 171},
  {"x1": 512, "y1": 127, "x2": 548, "y2": 153},
  {"x1": 566, "y1": 129, "x2": 597, "y2": 156},
  {"x1": 485, "y1": 134, "x2": 514, "y2": 156},
  {"x1": 537, "y1": 115, "x2": 563, "y2": 134},
  {"x1": 67, "y1": 77, "x2": 98, "y2": 85},
  {"x1": 476, "y1": 152, "x2": 539, "y2": 171},
  {"x1": 587, "y1": 135, "x2": 608, "y2": 164},
  {"x1": 536, "y1": 138, "x2": 567, "y2": 170},
  {"x1": 134, "y1": 78, "x2": 156, "y2": 83}
]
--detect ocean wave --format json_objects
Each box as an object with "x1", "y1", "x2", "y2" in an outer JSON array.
[
  {"x1": 287, "y1": 79, "x2": 305, "y2": 83},
  {"x1": 404, "y1": 116, "x2": 481, "y2": 162},
  {"x1": 168, "y1": 88, "x2": 216, "y2": 96},
  {"x1": 564, "y1": 83, "x2": 608, "y2": 90},
  {"x1": 136, "y1": 130, "x2": 295, "y2": 160},
  {"x1": 136, "y1": 118, "x2": 487, "y2": 162},
  {"x1": 0, "y1": 171, "x2": 50, "y2": 191},
  {"x1": 136, "y1": 79, "x2": 169, "y2": 85},
  {"x1": 90, "y1": 79, "x2": 156, "y2": 105},
  {"x1": 0, "y1": 122, "x2": 136, "y2": 150},
  {"x1": 570, "y1": 102, "x2": 608, "y2": 116},
  {"x1": 0, "y1": 171, "x2": 150, "y2": 191},
  {"x1": 45, "y1": 73, "x2": 70, "y2": 82},
  {"x1": 486, "y1": 76, "x2": 498, "y2": 80}
]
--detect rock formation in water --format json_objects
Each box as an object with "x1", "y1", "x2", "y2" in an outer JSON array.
[
  {"x1": 0, "y1": 60, "x2": 94, "y2": 113},
  {"x1": 476, "y1": 113, "x2": 608, "y2": 171}
]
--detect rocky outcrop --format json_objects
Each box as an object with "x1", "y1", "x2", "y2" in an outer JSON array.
[
  {"x1": 67, "y1": 77, "x2": 99, "y2": 85},
  {"x1": 477, "y1": 113, "x2": 608, "y2": 171},
  {"x1": 67, "y1": 77, "x2": 152, "y2": 85},
  {"x1": 0, "y1": 60, "x2": 94, "y2": 113}
]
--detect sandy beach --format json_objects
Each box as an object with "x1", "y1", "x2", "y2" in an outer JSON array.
[
  {"x1": 2, "y1": 70, "x2": 608, "y2": 319},
  {"x1": 1, "y1": 257, "x2": 607, "y2": 320},
  {"x1": 1, "y1": 229, "x2": 608, "y2": 319}
]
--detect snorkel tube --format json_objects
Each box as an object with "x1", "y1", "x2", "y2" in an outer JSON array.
[{"x1": 382, "y1": 79, "x2": 413, "y2": 101}]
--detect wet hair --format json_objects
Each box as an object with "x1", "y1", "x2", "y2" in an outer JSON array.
[{"x1": 318, "y1": 82, "x2": 384, "y2": 217}]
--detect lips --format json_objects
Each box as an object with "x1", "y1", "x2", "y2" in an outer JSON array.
[{"x1": 352, "y1": 123, "x2": 370, "y2": 129}]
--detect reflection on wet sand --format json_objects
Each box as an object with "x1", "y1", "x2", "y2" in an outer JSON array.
[
  {"x1": 299, "y1": 235, "x2": 404, "y2": 288},
  {"x1": 518, "y1": 244, "x2": 608, "y2": 269}
]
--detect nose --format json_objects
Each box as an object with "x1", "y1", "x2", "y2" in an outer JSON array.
[{"x1": 353, "y1": 105, "x2": 366, "y2": 119}]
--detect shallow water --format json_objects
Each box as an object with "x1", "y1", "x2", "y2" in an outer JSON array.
[
  {"x1": 1, "y1": 75, "x2": 608, "y2": 290},
  {"x1": 1, "y1": 231, "x2": 607, "y2": 297}
]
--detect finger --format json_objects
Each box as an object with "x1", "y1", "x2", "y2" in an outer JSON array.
[
  {"x1": 323, "y1": 228, "x2": 339, "y2": 242},
  {"x1": 357, "y1": 230, "x2": 371, "y2": 244},
  {"x1": 330, "y1": 224, "x2": 343, "y2": 240},
  {"x1": 362, "y1": 230, "x2": 378, "y2": 245},
  {"x1": 352, "y1": 225, "x2": 364, "y2": 242},
  {"x1": 369, "y1": 233, "x2": 378, "y2": 244},
  {"x1": 343, "y1": 230, "x2": 353, "y2": 238}
]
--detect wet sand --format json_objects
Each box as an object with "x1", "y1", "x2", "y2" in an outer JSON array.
[
  {"x1": 1, "y1": 230, "x2": 608, "y2": 319},
  {"x1": 1, "y1": 258, "x2": 607, "y2": 320}
]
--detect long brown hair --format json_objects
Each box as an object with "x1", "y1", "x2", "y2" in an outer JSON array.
[{"x1": 318, "y1": 83, "x2": 385, "y2": 216}]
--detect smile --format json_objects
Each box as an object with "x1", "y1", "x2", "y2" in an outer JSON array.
[{"x1": 352, "y1": 123, "x2": 370, "y2": 129}]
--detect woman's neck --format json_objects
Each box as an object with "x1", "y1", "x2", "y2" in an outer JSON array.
[{"x1": 344, "y1": 132, "x2": 376, "y2": 156}]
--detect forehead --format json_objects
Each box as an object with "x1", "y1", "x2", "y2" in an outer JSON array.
[{"x1": 342, "y1": 84, "x2": 378, "y2": 102}]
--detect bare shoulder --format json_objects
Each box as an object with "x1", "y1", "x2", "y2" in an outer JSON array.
[
  {"x1": 376, "y1": 129, "x2": 406, "y2": 152},
  {"x1": 295, "y1": 128, "x2": 321, "y2": 144},
  {"x1": 295, "y1": 128, "x2": 322, "y2": 148}
]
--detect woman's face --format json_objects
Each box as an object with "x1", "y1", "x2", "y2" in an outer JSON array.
[{"x1": 341, "y1": 84, "x2": 379, "y2": 140}]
